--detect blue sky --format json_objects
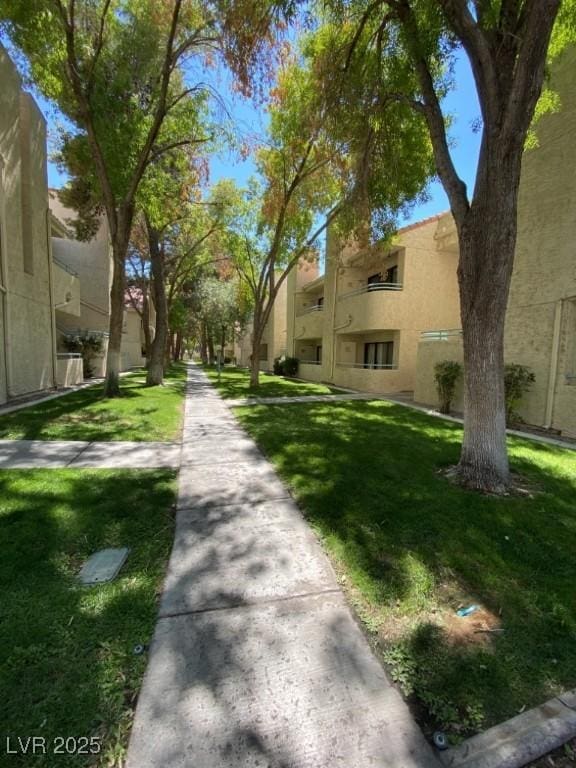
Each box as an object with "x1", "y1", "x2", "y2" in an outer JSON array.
[{"x1": 43, "y1": 48, "x2": 481, "y2": 227}]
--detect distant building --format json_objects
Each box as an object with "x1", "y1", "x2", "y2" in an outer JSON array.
[{"x1": 287, "y1": 214, "x2": 461, "y2": 393}]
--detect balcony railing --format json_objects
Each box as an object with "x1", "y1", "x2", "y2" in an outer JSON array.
[
  {"x1": 338, "y1": 282, "x2": 403, "y2": 300},
  {"x1": 336, "y1": 362, "x2": 398, "y2": 370},
  {"x1": 300, "y1": 360, "x2": 322, "y2": 365},
  {"x1": 299, "y1": 303, "x2": 324, "y2": 315},
  {"x1": 420, "y1": 329, "x2": 462, "y2": 341},
  {"x1": 53, "y1": 257, "x2": 79, "y2": 277}
]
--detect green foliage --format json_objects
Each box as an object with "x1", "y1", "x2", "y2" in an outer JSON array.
[
  {"x1": 504, "y1": 364, "x2": 536, "y2": 424},
  {"x1": 273, "y1": 355, "x2": 299, "y2": 377},
  {"x1": 0, "y1": 468, "x2": 176, "y2": 766},
  {"x1": 434, "y1": 360, "x2": 462, "y2": 415},
  {"x1": 204, "y1": 366, "x2": 342, "y2": 398},
  {"x1": 0, "y1": 366, "x2": 186, "y2": 442},
  {"x1": 300, "y1": 18, "x2": 435, "y2": 242},
  {"x1": 62, "y1": 331, "x2": 104, "y2": 378}
]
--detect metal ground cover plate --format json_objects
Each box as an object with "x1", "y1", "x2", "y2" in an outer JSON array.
[{"x1": 78, "y1": 547, "x2": 130, "y2": 585}]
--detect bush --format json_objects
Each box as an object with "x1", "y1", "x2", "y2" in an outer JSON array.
[
  {"x1": 504, "y1": 364, "x2": 535, "y2": 424},
  {"x1": 434, "y1": 360, "x2": 462, "y2": 415},
  {"x1": 62, "y1": 332, "x2": 104, "y2": 378},
  {"x1": 273, "y1": 355, "x2": 299, "y2": 377},
  {"x1": 282, "y1": 356, "x2": 299, "y2": 377}
]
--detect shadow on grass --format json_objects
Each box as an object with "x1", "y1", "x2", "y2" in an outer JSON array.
[
  {"x1": 203, "y1": 365, "x2": 342, "y2": 400},
  {"x1": 0, "y1": 365, "x2": 187, "y2": 442},
  {"x1": 0, "y1": 469, "x2": 176, "y2": 767},
  {"x1": 236, "y1": 399, "x2": 576, "y2": 739}
]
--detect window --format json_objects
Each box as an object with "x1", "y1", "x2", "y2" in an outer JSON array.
[
  {"x1": 364, "y1": 341, "x2": 394, "y2": 369},
  {"x1": 367, "y1": 273, "x2": 382, "y2": 290},
  {"x1": 316, "y1": 345, "x2": 322, "y2": 363},
  {"x1": 384, "y1": 265, "x2": 398, "y2": 284},
  {"x1": 259, "y1": 343, "x2": 268, "y2": 361}
]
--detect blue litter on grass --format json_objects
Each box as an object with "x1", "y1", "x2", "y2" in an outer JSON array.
[{"x1": 456, "y1": 604, "x2": 479, "y2": 617}]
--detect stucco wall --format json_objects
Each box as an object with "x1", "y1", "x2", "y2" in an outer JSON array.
[
  {"x1": 121, "y1": 308, "x2": 146, "y2": 369},
  {"x1": 414, "y1": 338, "x2": 464, "y2": 411},
  {"x1": 52, "y1": 260, "x2": 81, "y2": 316},
  {"x1": 0, "y1": 46, "x2": 56, "y2": 403},
  {"x1": 504, "y1": 46, "x2": 576, "y2": 435},
  {"x1": 56, "y1": 355, "x2": 83, "y2": 387},
  {"x1": 290, "y1": 216, "x2": 461, "y2": 393}
]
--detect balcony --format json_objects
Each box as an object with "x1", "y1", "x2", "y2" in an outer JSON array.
[
  {"x1": 294, "y1": 305, "x2": 324, "y2": 340},
  {"x1": 335, "y1": 283, "x2": 404, "y2": 332}
]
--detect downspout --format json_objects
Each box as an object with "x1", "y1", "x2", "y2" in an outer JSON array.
[
  {"x1": 544, "y1": 299, "x2": 563, "y2": 429},
  {"x1": 46, "y1": 208, "x2": 58, "y2": 389}
]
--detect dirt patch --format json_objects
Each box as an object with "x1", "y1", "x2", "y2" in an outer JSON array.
[{"x1": 441, "y1": 606, "x2": 502, "y2": 648}]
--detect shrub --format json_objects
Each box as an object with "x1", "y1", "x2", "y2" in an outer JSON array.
[
  {"x1": 504, "y1": 364, "x2": 535, "y2": 424},
  {"x1": 434, "y1": 360, "x2": 462, "y2": 414},
  {"x1": 62, "y1": 332, "x2": 104, "y2": 378},
  {"x1": 282, "y1": 356, "x2": 299, "y2": 377},
  {"x1": 273, "y1": 355, "x2": 299, "y2": 377}
]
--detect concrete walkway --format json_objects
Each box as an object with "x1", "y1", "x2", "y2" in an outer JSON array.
[
  {"x1": 0, "y1": 440, "x2": 180, "y2": 468},
  {"x1": 126, "y1": 363, "x2": 439, "y2": 768}
]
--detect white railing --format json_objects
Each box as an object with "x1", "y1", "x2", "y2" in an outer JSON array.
[
  {"x1": 338, "y1": 282, "x2": 403, "y2": 300},
  {"x1": 300, "y1": 360, "x2": 322, "y2": 365},
  {"x1": 420, "y1": 329, "x2": 462, "y2": 341},
  {"x1": 336, "y1": 362, "x2": 398, "y2": 370},
  {"x1": 299, "y1": 303, "x2": 324, "y2": 315}
]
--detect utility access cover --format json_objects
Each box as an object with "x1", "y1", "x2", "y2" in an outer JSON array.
[{"x1": 78, "y1": 547, "x2": 129, "y2": 585}]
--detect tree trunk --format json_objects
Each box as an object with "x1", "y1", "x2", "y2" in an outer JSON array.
[
  {"x1": 174, "y1": 331, "x2": 183, "y2": 362},
  {"x1": 141, "y1": 286, "x2": 152, "y2": 364},
  {"x1": 200, "y1": 321, "x2": 208, "y2": 364},
  {"x1": 146, "y1": 225, "x2": 169, "y2": 386},
  {"x1": 103, "y1": 236, "x2": 128, "y2": 397},
  {"x1": 207, "y1": 333, "x2": 215, "y2": 365},
  {"x1": 453, "y1": 161, "x2": 520, "y2": 492},
  {"x1": 249, "y1": 319, "x2": 263, "y2": 388}
]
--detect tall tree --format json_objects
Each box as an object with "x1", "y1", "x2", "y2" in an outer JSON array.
[
  {"x1": 312, "y1": 0, "x2": 572, "y2": 491},
  {"x1": 1, "y1": 0, "x2": 286, "y2": 395},
  {"x1": 228, "y1": 60, "x2": 349, "y2": 387}
]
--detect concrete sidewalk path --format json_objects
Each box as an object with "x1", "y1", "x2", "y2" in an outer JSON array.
[
  {"x1": 0, "y1": 440, "x2": 181, "y2": 468},
  {"x1": 126, "y1": 363, "x2": 439, "y2": 768}
]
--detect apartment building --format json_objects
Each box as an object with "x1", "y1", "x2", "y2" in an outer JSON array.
[
  {"x1": 0, "y1": 44, "x2": 154, "y2": 406},
  {"x1": 287, "y1": 214, "x2": 461, "y2": 393},
  {"x1": 415, "y1": 46, "x2": 576, "y2": 437},
  {"x1": 0, "y1": 44, "x2": 58, "y2": 404},
  {"x1": 236, "y1": 277, "x2": 288, "y2": 371}
]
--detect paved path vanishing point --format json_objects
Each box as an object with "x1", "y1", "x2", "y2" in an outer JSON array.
[{"x1": 126, "y1": 363, "x2": 440, "y2": 768}]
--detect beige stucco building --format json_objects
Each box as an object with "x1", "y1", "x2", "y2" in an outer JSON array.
[
  {"x1": 236, "y1": 276, "x2": 288, "y2": 371},
  {"x1": 415, "y1": 46, "x2": 576, "y2": 438},
  {"x1": 287, "y1": 214, "x2": 461, "y2": 393},
  {"x1": 0, "y1": 44, "x2": 59, "y2": 405},
  {"x1": 0, "y1": 44, "x2": 152, "y2": 406}
]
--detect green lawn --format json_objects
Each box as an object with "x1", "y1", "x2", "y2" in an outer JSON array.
[
  {"x1": 204, "y1": 365, "x2": 345, "y2": 399},
  {"x1": 0, "y1": 365, "x2": 186, "y2": 441},
  {"x1": 235, "y1": 399, "x2": 576, "y2": 742},
  {"x1": 0, "y1": 469, "x2": 176, "y2": 767}
]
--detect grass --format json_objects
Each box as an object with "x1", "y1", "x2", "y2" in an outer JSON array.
[
  {"x1": 234, "y1": 399, "x2": 576, "y2": 742},
  {"x1": 0, "y1": 468, "x2": 176, "y2": 767},
  {"x1": 0, "y1": 365, "x2": 186, "y2": 442},
  {"x1": 204, "y1": 365, "x2": 345, "y2": 399}
]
